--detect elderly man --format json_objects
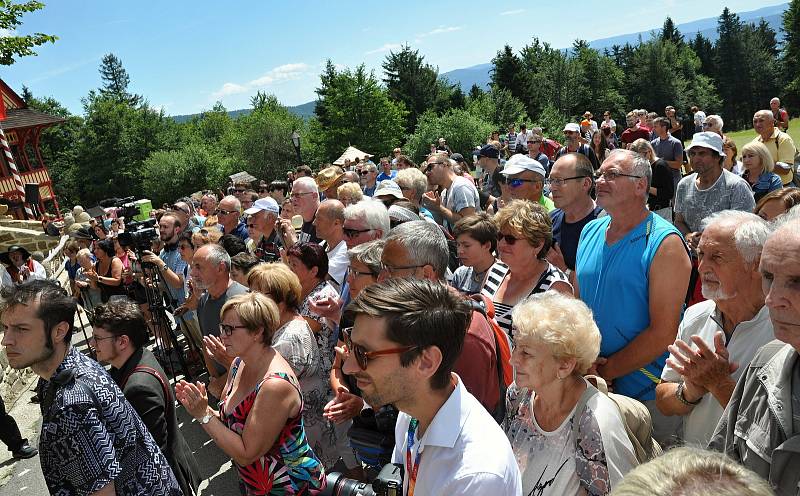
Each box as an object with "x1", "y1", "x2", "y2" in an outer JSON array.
[
  {"x1": 423, "y1": 152, "x2": 480, "y2": 233},
  {"x1": 546, "y1": 153, "x2": 603, "y2": 277},
  {"x1": 555, "y1": 123, "x2": 599, "y2": 170},
  {"x1": 674, "y1": 132, "x2": 755, "y2": 251},
  {"x1": 244, "y1": 196, "x2": 281, "y2": 263},
  {"x1": 703, "y1": 114, "x2": 724, "y2": 137},
  {"x1": 279, "y1": 176, "x2": 321, "y2": 245},
  {"x1": 656, "y1": 211, "x2": 774, "y2": 446},
  {"x1": 342, "y1": 200, "x2": 390, "y2": 250},
  {"x1": 752, "y1": 109, "x2": 797, "y2": 186},
  {"x1": 709, "y1": 215, "x2": 800, "y2": 494},
  {"x1": 215, "y1": 195, "x2": 249, "y2": 242},
  {"x1": 500, "y1": 153, "x2": 554, "y2": 212},
  {"x1": 377, "y1": 221, "x2": 504, "y2": 418},
  {"x1": 770, "y1": 97, "x2": 790, "y2": 132},
  {"x1": 360, "y1": 162, "x2": 379, "y2": 197},
  {"x1": 313, "y1": 199, "x2": 349, "y2": 288},
  {"x1": 191, "y1": 243, "x2": 247, "y2": 385},
  {"x1": 576, "y1": 149, "x2": 691, "y2": 443}
]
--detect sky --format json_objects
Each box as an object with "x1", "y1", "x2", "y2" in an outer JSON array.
[{"x1": 0, "y1": 0, "x2": 785, "y2": 116}]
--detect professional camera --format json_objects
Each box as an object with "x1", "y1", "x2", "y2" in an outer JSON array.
[
  {"x1": 320, "y1": 463, "x2": 402, "y2": 496},
  {"x1": 117, "y1": 218, "x2": 158, "y2": 254}
]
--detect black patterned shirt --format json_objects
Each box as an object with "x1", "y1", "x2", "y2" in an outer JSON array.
[{"x1": 39, "y1": 347, "x2": 182, "y2": 495}]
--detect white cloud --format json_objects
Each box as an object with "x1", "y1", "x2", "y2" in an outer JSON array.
[
  {"x1": 211, "y1": 63, "x2": 312, "y2": 99},
  {"x1": 365, "y1": 43, "x2": 403, "y2": 55},
  {"x1": 425, "y1": 26, "x2": 462, "y2": 36},
  {"x1": 500, "y1": 9, "x2": 525, "y2": 16}
]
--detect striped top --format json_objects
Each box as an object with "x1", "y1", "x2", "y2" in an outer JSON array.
[{"x1": 481, "y1": 261, "x2": 571, "y2": 340}]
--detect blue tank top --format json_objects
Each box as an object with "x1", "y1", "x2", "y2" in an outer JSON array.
[{"x1": 576, "y1": 212, "x2": 683, "y2": 400}]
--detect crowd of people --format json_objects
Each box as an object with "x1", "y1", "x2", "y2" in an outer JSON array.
[{"x1": 0, "y1": 97, "x2": 798, "y2": 495}]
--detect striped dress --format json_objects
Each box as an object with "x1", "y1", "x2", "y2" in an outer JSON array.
[{"x1": 480, "y1": 261, "x2": 571, "y2": 341}]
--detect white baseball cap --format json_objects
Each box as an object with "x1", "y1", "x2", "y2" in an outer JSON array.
[
  {"x1": 686, "y1": 132, "x2": 724, "y2": 156},
  {"x1": 244, "y1": 197, "x2": 280, "y2": 216}
]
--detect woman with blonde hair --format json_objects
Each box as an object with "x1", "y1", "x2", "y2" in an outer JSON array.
[
  {"x1": 336, "y1": 181, "x2": 363, "y2": 207},
  {"x1": 175, "y1": 292, "x2": 325, "y2": 494},
  {"x1": 628, "y1": 138, "x2": 675, "y2": 221},
  {"x1": 505, "y1": 291, "x2": 637, "y2": 495},
  {"x1": 248, "y1": 263, "x2": 356, "y2": 470},
  {"x1": 740, "y1": 141, "x2": 782, "y2": 202},
  {"x1": 754, "y1": 187, "x2": 800, "y2": 220},
  {"x1": 480, "y1": 199, "x2": 572, "y2": 339}
]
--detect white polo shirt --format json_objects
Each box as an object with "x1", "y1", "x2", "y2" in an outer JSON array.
[
  {"x1": 392, "y1": 374, "x2": 522, "y2": 495},
  {"x1": 661, "y1": 300, "x2": 774, "y2": 445}
]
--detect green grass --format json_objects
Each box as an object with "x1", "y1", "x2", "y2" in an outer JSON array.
[{"x1": 726, "y1": 117, "x2": 800, "y2": 151}]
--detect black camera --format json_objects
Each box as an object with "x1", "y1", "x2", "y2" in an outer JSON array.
[
  {"x1": 117, "y1": 218, "x2": 158, "y2": 254},
  {"x1": 321, "y1": 463, "x2": 402, "y2": 496}
]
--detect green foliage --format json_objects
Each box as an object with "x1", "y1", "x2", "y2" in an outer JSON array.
[
  {"x1": 783, "y1": 0, "x2": 800, "y2": 109},
  {"x1": 404, "y1": 109, "x2": 494, "y2": 163},
  {"x1": 530, "y1": 104, "x2": 570, "y2": 138},
  {"x1": 466, "y1": 87, "x2": 528, "y2": 129},
  {"x1": 98, "y1": 53, "x2": 141, "y2": 106},
  {"x1": 491, "y1": 45, "x2": 527, "y2": 104},
  {"x1": 0, "y1": 0, "x2": 57, "y2": 65},
  {"x1": 382, "y1": 45, "x2": 441, "y2": 133},
  {"x1": 314, "y1": 61, "x2": 406, "y2": 161},
  {"x1": 141, "y1": 143, "x2": 235, "y2": 206}
]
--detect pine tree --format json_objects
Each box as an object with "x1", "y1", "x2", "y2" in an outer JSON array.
[
  {"x1": 490, "y1": 45, "x2": 525, "y2": 103},
  {"x1": 661, "y1": 17, "x2": 684, "y2": 44},
  {"x1": 468, "y1": 84, "x2": 484, "y2": 101},
  {"x1": 382, "y1": 45, "x2": 440, "y2": 132},
  {"x1": 98, "y1": 53, "x2": 141, "y2": 106},
  {"x1": 688, "y1": 32, "x2": 716, "y2": 77},
  {"x1": 20, "y1": 84, "x2": 32, "y2": 103},
  {"x1": 714, "y1": 8, "x2": 748, "y2": 128}
]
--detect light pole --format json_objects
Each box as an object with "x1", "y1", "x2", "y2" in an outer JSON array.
[{"x1": 290, "y1": 130, "x2": 302, "y2": 165}]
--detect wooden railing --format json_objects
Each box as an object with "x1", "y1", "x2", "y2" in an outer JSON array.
[{"x1": 43, "y1": 234, "x2": 69, "y2": 283}]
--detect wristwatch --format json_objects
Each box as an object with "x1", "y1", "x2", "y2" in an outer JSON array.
[
  {"x1": 199, "y1": 412, "x2": 213, "y2": 425},
  {"x1": 675, "y1": 381, "x2": 702, "y2": 406}
]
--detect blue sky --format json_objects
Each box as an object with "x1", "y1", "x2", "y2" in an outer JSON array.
[{"x1": 1, "y1": 0, "x2": 783, "y2": 116}]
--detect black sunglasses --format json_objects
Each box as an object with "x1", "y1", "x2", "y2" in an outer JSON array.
[
  {"x1": 344, "y1": 227, "x2": 374, "y2": 238},
  {"x1": 497, "y1": 233, "x2": 523, "y2": 245}
]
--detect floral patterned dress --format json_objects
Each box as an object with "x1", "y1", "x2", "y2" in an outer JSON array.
[{"x1": 219, "y1": 358, "x2": 326, "y2": 495}]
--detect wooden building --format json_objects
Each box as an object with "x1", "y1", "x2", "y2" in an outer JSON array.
[{"x1": 0, "y1": 79, "x2": 64, "y2": 219}]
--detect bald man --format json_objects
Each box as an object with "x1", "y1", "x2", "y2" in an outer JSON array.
[
  {"x1": 752, "y1": 109, "x2": 797, "y2": 186},
  {"x1": 313, "y1": 199, "x2": 348, "y2": 288}
]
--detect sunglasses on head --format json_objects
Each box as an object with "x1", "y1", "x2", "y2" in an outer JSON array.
[{"x1": 342, "y1": 328, "x2": 418, "y2": 370}]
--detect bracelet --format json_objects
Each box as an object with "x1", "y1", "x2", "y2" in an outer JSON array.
[{"x1": 675, "y1": 381, "x2": 702, "y2": 406}]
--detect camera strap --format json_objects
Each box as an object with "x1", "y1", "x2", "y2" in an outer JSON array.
[{"x1": 405, "y1": 418, "x2": 422, "y2": 496}]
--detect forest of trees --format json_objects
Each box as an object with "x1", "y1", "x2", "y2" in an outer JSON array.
[{"x1": 11, "y1": 3, "x2": 800, "y2": 207}]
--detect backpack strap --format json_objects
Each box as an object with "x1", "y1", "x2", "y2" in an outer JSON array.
[
  {"x1": 466, "y1": 295, "x2": 507, "y2": 424},
  {"x1": 121, "y1": 365, "x2": 175, "y2": 423}
]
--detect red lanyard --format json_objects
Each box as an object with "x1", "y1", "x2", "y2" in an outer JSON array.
[{"x1": 405, "y1": 418, "x2": 422, "y2": 496}]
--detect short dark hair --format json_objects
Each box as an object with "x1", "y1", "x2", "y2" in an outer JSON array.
[
  {"x1": 452, "y1": 212, "x2": 498, "y2": 253},
  {"x1": 286, "y1": 242, "x2": 328, "y2": 280},
  {"x1": 92, "y1": 299, "x2": 149, "y2": 348},
  {"x1": 295, "y1": 165, "x2": 313, "y2": 177},
  {"x1": 244, "y1": 190, "x2": 258, "y2": 202},
  {"x1": 231, "y1": 252, "x2": 261, "y2": 275},
  {"x1": 347, "y1": 278, "x2": 471, "y2": 390},
  {"x1": 1, "y1": 279, "x2": 76, "y2": 344},
  {"x1": 654, "y1": 117, "x2": 671, "y2": 130},
  {"x1": 96, "y1": 238, "x2": 116, "y2": 257},
  {"x1": 268, "y1": 180, "x2": 289, "y2": 195},
  {"x1": 219, "y1": 234, "x2": 247, "y2": 257}
]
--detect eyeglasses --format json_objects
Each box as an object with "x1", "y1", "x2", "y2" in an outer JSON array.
[
  {"x1": 290, "y1": 191, "x2": 316, "y2": 199},
  {"x1": 344, "y1": 227, "x2": 374, "y2": 238},
  {"x1": 219, "y1": 323, "x2": 249, "y2": 336},
  {"x1": 380, "y1": 262, "x2": 427, "y2": 274},
  {"x1": 498, "y1": 176, "x2": 540, "y2": 188},
  {"x1": 545, "y1": 176, "x2": 590, "y2": 187},
  {"x1": 527, "y1": 140, "x2": 542, "y2": 145},
  {"x1": 216, "y1": 209, "x2": 238, "y2": 216},
  {"x1": 360, "y1": 170, "x2": 376, "y2": 175},
  {"x1": 594, "y1": 171, "x2": 643, "y2": 181},
  {"x1": 342, "y1": 328, "x2": 418, "y2": 371},
  {"x1": 497, "y1": 233, "x2": 523, "y2": 245},
  {"x1": 349, "y1": 268, "x2": 377, "y2": 278},
  {"x1": 233, "y1": 188, "x2": 246, "y2": 193}
]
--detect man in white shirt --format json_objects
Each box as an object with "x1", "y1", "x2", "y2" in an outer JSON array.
[
  {"x1": 312, "y1": 199, "x2": 349, "y2": 289},
  {"x1": 656, "y1": 210, "x2": 774, "y2": 446},
  {"x1": 342, "y1": 278, "x2": 521, "y2": 495}
]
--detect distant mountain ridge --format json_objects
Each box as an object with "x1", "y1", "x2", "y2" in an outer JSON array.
[{"x1": 172, "y1": 2, "x2": 786, "y2": 123}]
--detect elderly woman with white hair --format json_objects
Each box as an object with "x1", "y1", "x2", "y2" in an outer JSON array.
[
  {"x1": 505, "y1": 291, "x2": 638, "y2": 496},
  {"x1": 395, "y1": 167, "x2": 436, "y2": 221}
]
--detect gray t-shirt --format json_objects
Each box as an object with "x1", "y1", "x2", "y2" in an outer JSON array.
[
  {"x1": 674, "y1": 169, "x2": 755, "y2": 233},
  {"x1": 651, "y1": 135, "x2": 684, "y2": 163},
  {"x1": 442, "y1": 176, "x2": 480, "y2": 233},
  {"x1": 197, "y1": 280, "x2": 248, "y2": 374}
]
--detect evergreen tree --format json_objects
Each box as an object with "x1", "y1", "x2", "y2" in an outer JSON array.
[
  {"x1": 714, "y1": 8, "x2": 748, "y2": 128},
  {"x1": 98, "y1": 53, "x2": 141, "y2": 106},
  {"x1": 783, "y1": 0, "x2": 800, "y2": 109},
  {"x1": 449, "y1": 85, "x2": 466, "y2": 109},
  {"x1": 661, "y1": 17, "x2": 684, "y2": 44},
  {"x1": 468, "y1": 83, "x2": 484, "y2": 101},
  {"x1": 20, "y1": 84, "x2": 32, "y2": 103},
  {"x1": 688, "y1": 32, "x2": 716, "y2": 77},
  {"x1": 382, "y1": 45, "x2": 441, "y2": 132},
  {"x1": 490, "y1": 45, "x2": 526, "y2": 103}
]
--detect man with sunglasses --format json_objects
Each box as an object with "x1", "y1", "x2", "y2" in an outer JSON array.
[
  {"x1": 343, "y1": 278, "x2": 521, "y2": 495},
  {"x1": 575, "y1": 149, "x2": 691, "y2": 444},
  {"x1": 215, "y1": 195, "x2": 249, "y2": 242},
  {"x1": 475, "y1": 143, "x2": 502, "y2": 197},
  {"x1": 499, "y1": 153, "x2": 555, "y2": 212},
  {"x1": 526, "y1": 132, "x2": 551, "y2": 173},
  {"x1": 360, "y1": 164, "x2": 379, "y2": 197},
  {"x1": 555, "y1": 123, "x2": 600, "y2": 170},
  {"x1": 423, "y1": 153, "x2": 480, "y2": 234}
]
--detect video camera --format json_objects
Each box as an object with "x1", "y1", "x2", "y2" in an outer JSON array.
[
  {"x1": 320, "y1": 464, "x2": 402, "y2": 496},
  {"x1": 117, "y1": 218, "x2": 158, "y2": 255}
]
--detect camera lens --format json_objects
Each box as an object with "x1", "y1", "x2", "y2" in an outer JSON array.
[{"x1": 320, "y1": 472, "x2": 374, "y2": 496}]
